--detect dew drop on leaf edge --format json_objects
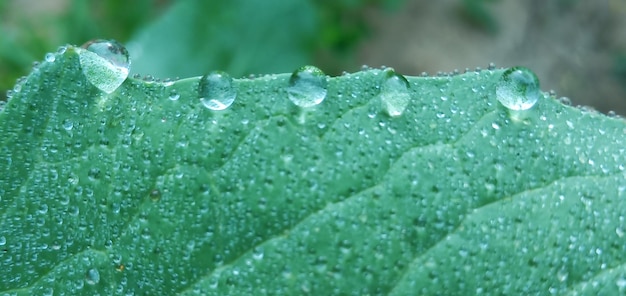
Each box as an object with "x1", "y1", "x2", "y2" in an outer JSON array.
[
  {"x1": 379, "y1": 68, "x2": 410, "y2": 117},
  {"x1": 287, "y1": 65, "x2": 328, "y2": 108},
  {"x1": 198, "y1": 71, "x2": 236, "y2": 111},
  {"x1": 78, "y1": 39, "x2": 130, "y2": 94},
  {"x1": 495, "y1": 66, "x2": 540, "y2": 111}
]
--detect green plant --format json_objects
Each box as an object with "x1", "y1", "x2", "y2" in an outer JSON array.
[{"x1": 0, "y1": 38, "x2": 625, "y2": 295}]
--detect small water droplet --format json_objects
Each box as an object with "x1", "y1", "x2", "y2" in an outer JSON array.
[
  {"x1": 198, "y1": 71, "x2": 236, "y2": 110},
  {"x1": 79, "y1": 39, "x2": 130, "y2": 94},
  {"x1": 379, "y1": 69, "x2": 410, "y2": 117},
  {"x1": 286, "y1": 65, "x2": 328, "y2": 108},
  {"x1": 168, "y1": 90, "x2": 180, "y2": 101},
  {"x1": 85, "y1": 268, "x2": 100, "y2": 285},
  {"x1": 208, "y1": 277, "x2": 219, "y2": 289},
  {"x1": 45, "y1": 53, "x2": 56, "y2": 63},
  {"x1": 0, "y1": 236, "x2": 6, "y2": 246},
  {"x1": 252, "y1": 247, "x2": 264, "y2": 260},
  {"x1": 495, "y1": 66, "x2": 540, "y2": 110},
  {"x1": 558, "y1": 96, "x2": 572, "y2": 106},
  {"x1": 57, "y1": 45, "x2": 67, "y2": 54},
  {"x1": 62, "y1": 119, "x2": 74, "y2": 131}
]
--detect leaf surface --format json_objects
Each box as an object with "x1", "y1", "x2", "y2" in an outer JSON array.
[{"x1": 0, "y1": 46, "x2": 625, "y2": 295}]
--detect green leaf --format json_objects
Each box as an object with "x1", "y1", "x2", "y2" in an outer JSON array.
[{"x1": 1, "y1": 46, "x2": 625, "y2": 295}]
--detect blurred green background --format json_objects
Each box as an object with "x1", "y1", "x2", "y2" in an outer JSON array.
[{"x1": 1, "y1": 0, "x2": 625, "y2": 114}]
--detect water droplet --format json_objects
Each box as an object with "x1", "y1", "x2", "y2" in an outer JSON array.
[
  {"x1": 168, "y1": 90, "x2": 180, "y2": 101},
  {"x1": 85, "y1": 268, "x2": 100, "y2": 285},
  {"x1": 0, "y1": 236, "x2": 6, "y2": 246},
  {"x1": 558, "y1": 96, "x2": 572, "y2": 106},
  {"x1": 45, "y1": 53, "x2": 56, "y2": 63},
  {"x1": 252, "y1": 247, "x2": 264, "y2": 260},
  {"x1": 495, "y1": 66, "x2": 540, "y2": 110},
  {"x1": 379, "y1": 69, "x2": 410, "y2": 117},
  {"x1": 198, "y1": 71, "x2": 236, "y2": 110},
  {"x1": 617, "y1": 277, "x2": 626, "y2": 289},
  {"x1": 42, "y1": 288, "x2": 54, "y2": 296},
  {"x1": 286, "y1": 65, "x2": 328, "y2": 108},
  {"x1": 57, "y1": 45, "x2": 67, "y2": 55},
  {"x1": 79, "y1": 39, "x2": 130, "y2": 94},
  {"x1": 208, "y1": 277, "x2": 219, "y2": 289},
  {"x1": 62, "y1": 119, "x2": 74, "y2": 131}
]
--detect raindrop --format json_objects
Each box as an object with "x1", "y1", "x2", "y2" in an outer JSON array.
[
  {"x1": 45, "y1": 53, "x2": 56, "y2": 63},
  {"x1": 0, "y1": 236, "x2": 6, "y2": 246},
  {"x1": 558, "y1": 96, "x2": 572, "y2": 106},
  {"x1": 85, "y1": 268, "x2": 100, "y2": 285},
  {"x1": 208, "y1": 277, "x2": 219, "y2": 289},
  {"x1": 252, "y1": 247, "x2": 264, "y2": 260},
  {"x1": 286, "y1": 65, "x2": 328, "y2": 108},
  {"x1": 168, "y1": 90, "x2": 180, "y2": 101},
  {"x1": 79, "y1": 39, "x2": 131, "y2": 94},
  {"x1": 42, "y1": 288, "x2": 54, "y2": 296},
  {"x1": 62, "y1": 119, "x2": 74, "y2": 131},
  {"x1": 198, "y1": 71, "x2": 236, "y2": 110},
  {"x1": 379, "y1": 68, "x2": 410, "y2": 117},
  {"x1": 57, "y1": 45, "x2": 67, "y2": 55},
  {"x1": 495, "y1": 66, "x2": 540, "y2": 110}
]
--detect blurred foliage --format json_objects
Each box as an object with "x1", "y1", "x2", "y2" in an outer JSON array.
[
  {"x1": 313, "y1": 0, "x2": 404, "y2": 74},
  {"x1": 0, "y1": 0, "x2": 169, "y2": 101},
  {"x1": 616, "y1": 53, "x2": 626, "y2": 85},
  {"x1": 458, "y1": 0, "x2": 500, "y2": 34},
  {"x1": 128, "y1": 0, "x2": 318, "y2": 79},
  {"x1": 0, "y1": 0, "x2": 404, "y2": 101}
]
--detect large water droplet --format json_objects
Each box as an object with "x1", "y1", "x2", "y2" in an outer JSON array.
[
  {"x1": 286, "y1": 65, "x2": 328, "y2": 108},
  {"x1": 79, "y1": 39, "x2": 130, "y2": 94},
  {"x1": 495, "y1": 66, "x2": 540, "y2": 110},
  {"x1": 198, "y1": 71, "x2": 236, "y2": 110},
  {"x1": 85, "y1": 268, "x2": 100, "y2": 285},
  {"x1": 379, "y1": 68, "x2": 410, "y2": 117}
]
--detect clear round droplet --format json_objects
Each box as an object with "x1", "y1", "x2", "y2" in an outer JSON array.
[
  {"x1": 495, "y1": 66, "x2": 540, "y2": 110},
  {"x1": 85, "y1": 268, "x2": 100, "y2": 285},
  {"x1": 45, "y1": 53, "x2": 56, "y2": 63},
  {"x1": 79, "y1": 39, "x2": 131, "y2": 94},
  {"x1": 198, "y1": 71, "x2": 236, "y2": 110},
  {"x1": 62, "y1": 119, "x2": 74, "y2": 131},
  {"x1": 379, "y1": 68, "x2": 410, "y2": 117},
  {"x1": 286, "y1": 65, "x2": 328, "y2": 108},
  {"x1": 252, "y1": 247, "x2": 264, "y2": 260},
  {"x1": 169, "y1": 90, "x2": 180, "y2": 101}
]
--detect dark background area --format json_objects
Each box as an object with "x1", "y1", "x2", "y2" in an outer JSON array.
[{"x1": 1, "y1": 0, "x2": 625, "y2": 115}]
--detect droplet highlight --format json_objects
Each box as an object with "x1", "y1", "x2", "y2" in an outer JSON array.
[
  {"x1": 286, "y1": 65, "x2": 328, "y2": 108},
  {"x1": 495, "y1": 66, "x2": 540, "y2": 110},
  {"x1": 379, "y1": 68, "x2": 410, "y2": 117},
  {"x1": 198, "y1": 71, "x2": 236, "y2": 110},
  {"x1": 79, "y1": 39, "x2": 131, "y2": 94}
]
